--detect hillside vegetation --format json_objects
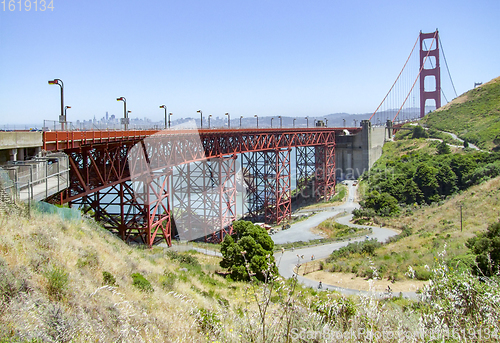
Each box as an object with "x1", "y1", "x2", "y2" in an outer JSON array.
[
  {"x1": 2, "y1": 202, "x2": 500, "y2": 341},
  {"x1": 422, "y1": 75, "x2": 500, "y2": 150}
]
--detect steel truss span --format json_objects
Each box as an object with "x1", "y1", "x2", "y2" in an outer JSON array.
[{"x1": 44, "y1": 128, "x2": 343, "y2": 247}]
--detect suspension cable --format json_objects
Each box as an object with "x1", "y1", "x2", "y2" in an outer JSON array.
[
  {"x1": 369, "y1": 35, "x2": 420, "y2": 121},
  {"x1": 392, "y1": 32, "x2": 438, "y2": 122},
  {"x1": 439, "y1": 37, "x2": 458, "y2": 98}
]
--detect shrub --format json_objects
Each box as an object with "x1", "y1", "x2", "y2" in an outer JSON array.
[
  {"x1": 46, "y1": 267, "x2": 69, "y2": 300},
  {"x1": 414, "y1": 267, "x2": 432, "y2": 281},
  {"x1": 166, "y1": 250, "x2": 201, "y2": 268},
  {"x1": 76, "y1": 248, "x2": 99, "y2": 269},
  {"x1": 131, "y1": 273, "x2": 153, "y2": 292},
  {"x1": 102, "y1": 271, "x2": 116, "y2": 286},
  {"x1": 160, "y1": 272, "x2": 176, "y2": 291},
  {"x1": 466, "y1": 220, "x2": 500, "y2": 276}
]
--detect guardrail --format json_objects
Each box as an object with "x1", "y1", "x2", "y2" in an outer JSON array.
[{"x1": 0, "y1": 153, "x2": 70, "y2": 203}]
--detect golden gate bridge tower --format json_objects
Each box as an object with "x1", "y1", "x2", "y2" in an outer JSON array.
[{"x1": 420, "y1": 30, "x2": 441, "y2": 118}]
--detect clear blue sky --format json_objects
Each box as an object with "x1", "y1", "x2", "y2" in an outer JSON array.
[{"x1": 1, "y1": 0, "x2": 499, "y2": 126}]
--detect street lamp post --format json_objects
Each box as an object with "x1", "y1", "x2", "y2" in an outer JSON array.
[
  {"x1": 343, "y1": 119, "x2": 346, "y2": 127},
  {"x1": 240, "y1": 116, "x2": 243, "y2": 128},
  {"x1": 208, "y1": 114, "x2": 212, "y2": 129},
  {"x1": 306, "y1": 116, "x2": 309, "y2": 128},
  {"x1": 254, "y1": 114, "x2": 258, "y2": 128},
  {"x1": 169, "y1": 113, "x2": 173, "y2": 128},
  {"x1": 325, "y1": 118, "x2": 328, "y2": 127},
  {"x1": 293, "y1": 118, "x2": 296, "y2": 128},
  {"x1": 197, "y1": 110, "x2": 203, "y2": 128},
  {"x1": 225, "y1": 112, "x2": 230, "y2": 129},
  {"x1": 278, "y1": 116, "x2": 282, "y2": 128},
  {"x1": 160, "y1": 105, "x2": 167, "y2": 129},
  {"x1": 48, "y1": 79, "x2": 64, "y2": 130},
  {"x1": 64, "y1": 106, "x2": 71, "y2": 128},
  {"x1": 271, "y1": 117, "x2": 274, "y2": 128},
  {"x1": 116, "y1": 97, "x2": 127, "y2": 130}
]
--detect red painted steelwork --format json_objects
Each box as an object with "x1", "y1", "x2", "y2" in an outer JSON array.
[
  {"x1": 420, "y1": 30, "x2": 441, "y2": 118},
  {"x1": 43, "y1": 127, "x2": 352, "y2": 247}
]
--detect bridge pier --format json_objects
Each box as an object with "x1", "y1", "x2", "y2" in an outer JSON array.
[
  {"x1": 171, "y1": 156, "x2": 236, "y2": 243},
  {"x1": 242, "y1": 149, "x2": 292, "y2": 225},
  {"x1": 315, "y1": 144, "x2": 336, "y2": 201},
  {"x1": 295, "y1": 146, "x2": 316, "y2": 202}
]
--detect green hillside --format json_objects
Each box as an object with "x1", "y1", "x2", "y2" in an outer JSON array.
[{"x1": 423, "y1": 76, "x2": 500, "y2": 150}]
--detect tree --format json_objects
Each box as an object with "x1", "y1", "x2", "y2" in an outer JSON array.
[
  {"x1": 412, "y1": 125, "x2": 428, "y2": 139},
  {"x1": 362, "y1": 191, "x2": 399, "y2": 216},
  {"x1": 220, "y1": 221, "x2": 277, "y2": 281},
  {"x1": 436, "y1": 164, "x2": 457, "y2": 196},
  {"x1": 436, "y1": 141, "x2": 451, "y2": 155},
  {"x1": 413, "y1": 163, "x2": 439, "y2": 203},
  {"x1": 466, "y1": 221, "x2": 500, "y2": 277}
]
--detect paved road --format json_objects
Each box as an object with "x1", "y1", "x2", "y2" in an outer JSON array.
[
  {"x1": 272, "y1": 181, "x2": 418, "y2": 298},
  {"x1": 271, "y1": 181, "x2": 360, "y2": 244}
]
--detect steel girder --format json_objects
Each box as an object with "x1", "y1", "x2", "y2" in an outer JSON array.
[{"x1": 315, "y1": 144, "x2": 336, "y2": 201}]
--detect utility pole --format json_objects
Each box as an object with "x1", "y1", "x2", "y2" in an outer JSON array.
[{"x1": 460, "y1": 204, "x2": 463, "y2": 232}]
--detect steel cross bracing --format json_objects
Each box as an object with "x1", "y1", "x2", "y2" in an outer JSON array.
[
  {"x1": 295, "y1": 146, "x2": 316, "y2": 203},
  {"x1": 314, "y1": 144, "x2": 336, "y2": 201},
  {"x1": 43, "y1": 128, "x2": 343, "y2": 247},
  {"x1": 171, "y1": 156, "x2": 236, "y2": 244}
]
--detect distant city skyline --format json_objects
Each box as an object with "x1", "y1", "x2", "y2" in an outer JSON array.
[{"x1": 1, "y1": 1, "x2": 499, "y2": 126}]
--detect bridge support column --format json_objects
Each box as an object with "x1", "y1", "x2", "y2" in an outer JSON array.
[
  {"x1": 74, "y1": 175, "x2": 172, "y2": 247},
  {"x1": 241, "y1": 151, "x2": 268, "y2": 221},
  {"x1": 295, "y1": 146, "x2": 315, "y2": 203},
  {"x1": 171, "y1": 156, "x2": 236, "y2": 243},
  {"x1": 420, "y1": 30, "x2": 441, "y2": 118},
  {"x1": 265, "y1": 148, "x2": 291, "y2": 224},
  {"x1": 315, "y1": 144, "x2": 336, "y2": 201},
  {"x1": 241, "y1": 149, "x2": 291, "y2": 224}
]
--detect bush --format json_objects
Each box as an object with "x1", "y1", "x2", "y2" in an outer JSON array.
[
  {"x1": 166, "y1": 251, "x2": 201, "y2": 268},
  {"x1": 131, "y1": 273, "x2": 154, "y2": 292},
  {"x1": 414, "y1": 267, "x2": 432, "y2": 281},
  {"x1": 46, "y1": 267, "x2": 69, "y2": 300},
  {"x1": 160, "y1": 272, "x2": 176, "y2": 291},
  {"x1": 77, "y1": 248, "x2": 99, "y2": 269},
  {"x1": 102, "y1": 271, "x2": 116, "y2": 286},
  {"x1": 466, "y1": 220, "x2": 500, "y2": 276}
]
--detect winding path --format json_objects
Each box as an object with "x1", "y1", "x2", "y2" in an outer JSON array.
[{"x1": 272, "y1": 181, "x2": 418, "y2": 298}]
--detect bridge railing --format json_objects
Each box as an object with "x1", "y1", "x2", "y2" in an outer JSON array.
[{"x1": 0, "y1": 153, "x2": 70, "y2": 203}]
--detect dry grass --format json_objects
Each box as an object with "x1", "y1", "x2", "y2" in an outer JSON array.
[{"x1": 1, "y1": 194, "x2": 499, "y2": 342}]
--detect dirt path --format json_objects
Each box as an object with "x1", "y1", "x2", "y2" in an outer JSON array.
[{"x1": 305, "y1": 270, "x2": 428, "y2": 293}]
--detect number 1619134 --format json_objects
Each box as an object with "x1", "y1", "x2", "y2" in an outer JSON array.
[{"x1": 2, "y1": 0, "x2": 54, "y2": 11}]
